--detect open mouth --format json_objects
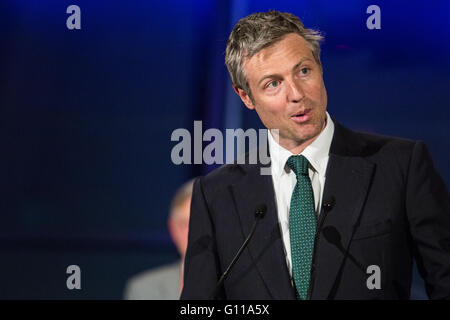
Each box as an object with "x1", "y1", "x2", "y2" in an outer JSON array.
[{"x1": 291, "y1": 109, "x2": 311, "y2": 123}]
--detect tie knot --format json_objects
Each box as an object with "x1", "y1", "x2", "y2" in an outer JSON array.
[{"x1": 286, "y1": 155, "x2": 309, "y2": 176}]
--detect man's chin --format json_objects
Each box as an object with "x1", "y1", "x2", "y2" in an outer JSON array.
[
  {"x1": 294, "y1": 125, "x2": 323, "y2": 141},
  {"x1": 273, "y1": 123, "x2": 323, "y2": 146}
]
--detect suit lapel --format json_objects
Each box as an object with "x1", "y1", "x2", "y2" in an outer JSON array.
[
  {"x1": 230, "y1": 161, "x2": 296, "y2": 300},
  {"x1": 311, "y1": 121, "x2": 376, "y2": 299}
]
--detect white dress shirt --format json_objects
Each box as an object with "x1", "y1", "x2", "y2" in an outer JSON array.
[{"x1": 268, "y1": 112, "x2": 335, "y2": 279}]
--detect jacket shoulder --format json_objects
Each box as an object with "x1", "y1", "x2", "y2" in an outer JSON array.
[
  {"x1": 334, "y1": 121, "x2": 418, "y2": 158},
  {"x1": 198, "y1": 163, "x2": 247, "y2": 190}
]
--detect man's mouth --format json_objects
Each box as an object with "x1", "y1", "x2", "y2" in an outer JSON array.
[{"x1": 291, "y1": 109, "x2": 311, "y2": 123}]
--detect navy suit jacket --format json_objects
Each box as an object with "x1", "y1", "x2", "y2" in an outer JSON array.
[{"x1": 181, "y1": 120, "x2": 450, "y2": 300}]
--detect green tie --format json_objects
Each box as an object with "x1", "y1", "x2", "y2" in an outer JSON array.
[{"x1": 286, "y1": 155, "x2": 317, "y2": 300}]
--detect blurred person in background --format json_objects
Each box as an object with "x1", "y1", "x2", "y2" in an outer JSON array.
[{"x1": 124, "y1": 179, "x2": 194, "y2": 300}]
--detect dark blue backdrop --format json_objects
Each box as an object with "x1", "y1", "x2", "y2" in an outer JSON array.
[{"x1": 0, "y1": 0, "x2": 448, "y2": 299}]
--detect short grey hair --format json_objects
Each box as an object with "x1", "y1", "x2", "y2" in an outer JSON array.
[{"x1": 225, "y1": 10, "x2": 324, "y2": 101}]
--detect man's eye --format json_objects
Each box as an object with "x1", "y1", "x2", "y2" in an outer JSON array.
[
  {"x1": 300, "y1": 67, "x2": 310, "y2": 75},
  {"x1": 267, "y1": 80, "x2": 279, "y2": 88}
]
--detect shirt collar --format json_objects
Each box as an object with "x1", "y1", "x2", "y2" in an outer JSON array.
[{"x1": 268, "y1": 111, "x2": 335, "y2": 178}]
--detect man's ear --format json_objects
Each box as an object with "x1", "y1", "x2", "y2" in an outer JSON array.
[{"x1": 233, "y1": 85, "x2": 255, "y2": 110}]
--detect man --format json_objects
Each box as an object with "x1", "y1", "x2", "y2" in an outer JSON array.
[
  {"x1": 124, "y1": 179, "x2": 193, "y2": 300},
  {"x1": 181, "y1": 10, "x2": 450, "y2": 300}
]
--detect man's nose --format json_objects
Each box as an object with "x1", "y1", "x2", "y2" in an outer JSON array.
[{"x1": 286, "y1": 78, "x2": 304, "y2": 102}]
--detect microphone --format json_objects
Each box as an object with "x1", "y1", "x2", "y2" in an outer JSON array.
[
  {"x1": 316, "y1": 196, "x2": 335, "y2": 229},
  {"x1": 209, "y1": 203, "x2": 267, "y2": 300},
  {"x1": 321, "y1": 196, "x2": 335, "y2": 212}
]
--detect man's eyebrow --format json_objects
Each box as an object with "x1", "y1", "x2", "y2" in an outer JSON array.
[
  {"x1": 257, "y1": 57, "x2": 313, "y2": 86},
  {"x1": 292, "y1": 57, "x2": 313, "y2": 70}
]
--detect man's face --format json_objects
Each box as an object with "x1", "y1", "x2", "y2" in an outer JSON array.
[{"x1": 236, "y1": 33, "x2": 328, "y2": 152}]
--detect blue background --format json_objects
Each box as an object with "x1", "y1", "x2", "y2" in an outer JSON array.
[{"x1": 0, "y1": 0, "x2": 448, "y2": 299}]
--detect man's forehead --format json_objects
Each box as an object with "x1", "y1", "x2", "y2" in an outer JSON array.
[{"x1": 243, "y1": 33, "x2": 315, "y2": 81}]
